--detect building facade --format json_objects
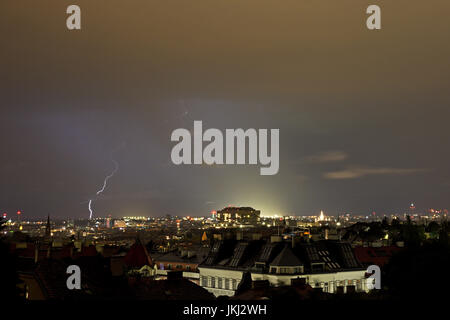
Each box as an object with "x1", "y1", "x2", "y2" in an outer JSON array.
[
  {"x1": 198, "y1": 238, "x2": 368, "y2": 297},
  {"x1": 215, "y1": 207, "x2": 261, "y2": 225}
]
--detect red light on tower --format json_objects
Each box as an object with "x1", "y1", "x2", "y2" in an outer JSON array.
[
  {"x1": 2, "y1": 213, "x2": 6, "y2": 219},
  {"x1": 17, "y1": 210, "x2": 21, "y2": 215}
]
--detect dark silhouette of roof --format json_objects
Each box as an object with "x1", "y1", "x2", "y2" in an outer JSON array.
[
  {"x1": 79, "y1": 244, "x2": 97, "y2": 257},
  {"x1": 124, "y1": 238, "x2": 152, "y2": 268},
  {"x1": 217, "y1": 206, "x2": 257, "y2": 212},
  {"x1": 270, "y1": 245, "x2": 303, "y2": 267},
  {"x1": 128, "y1": 277, "x2": 215, "y2": 300},
  {"x1": 152, "y1": 246, "x2": 210, "y2": 265},
  {"x1": 233, "y1": 279, "x2": 315, "y2": 300}
]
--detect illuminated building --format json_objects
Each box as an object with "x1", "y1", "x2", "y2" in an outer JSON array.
[
  {"x1": 409, "y1": 202, "x2": 416, "y2": 216},
  {"x1": 198, "y1": 237, "x2": 368, "y2": 297},
  {"x1": 215, "y1": 207, "x2": 261, "y2": 225},
  {"x1": 114, "y1": 219, "x2": 126, "y2": 228},
  {"x1": 315, "y1": 210, "x2": 329, "y2": 224},
  {"x1": 318, "y1": 210, "x2": 325, "y2": 221}
]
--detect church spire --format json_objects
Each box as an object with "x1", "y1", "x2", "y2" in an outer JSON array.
[{"x1": 45, "y1": 214, "x2": 51, "y2": 237}]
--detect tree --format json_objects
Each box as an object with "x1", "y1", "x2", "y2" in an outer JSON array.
[
  {"x1": 401, "y1": 218, "x2": 425, "y2": 247},
  {"x1": 145, "y1": 240, "x2": 155, "y2": 253},
  {"x1": 383, "y1": 242, "x2": 450, "y2": 299},
  {"x1": 439, "y1": 221, "x2": 449, "y2": 246},
  {"x1": 388, "y1": 218, "x2": 402, "y2": 243},
  {"x1": 426, "y1": 221, "x2": 440, "y2": 233},
  {"x1": 381, "y1": 217, "x2": 389, "y2": 229}
]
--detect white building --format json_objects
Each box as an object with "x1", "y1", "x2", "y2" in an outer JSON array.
[{"x1": 198, "y1": 239, "x2": 368, "y2": 297}]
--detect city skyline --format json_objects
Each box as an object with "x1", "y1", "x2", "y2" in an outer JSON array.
[{"x1": 1, "y1": 203, "x2": 447, "y2": 221}]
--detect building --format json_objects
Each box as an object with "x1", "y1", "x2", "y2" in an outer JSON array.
[
  {"x1": 114, "y1": 219, "x2": 126, "y2": 228},
  {"x1": 152, "y1": 246, "x2": 210, "y2": 273},
  {"x1": 198, "y1": 237, "x2": 368, "y2": 297},
  {"x1": 215, "y1": 207, "x2": 261, "y2": 225},
  {"x1": 45, "y1": 215, "x2": 51, "y2": 238}
]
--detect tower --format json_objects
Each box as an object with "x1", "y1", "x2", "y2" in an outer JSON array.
[
  {"x1": 409, "y1": 203, "x2": 416, "y2": 216},
  {"x1": 45, "y1": 214, "x2": 51, "y2": 238}
]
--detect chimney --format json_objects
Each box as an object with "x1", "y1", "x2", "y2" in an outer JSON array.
[
  {"x1": 251, "y1": 280, "x2": 270, "y2": 289},
  {"x1": 291, "y1": 277, "x2": 306, "y2": 287},
  {"x1": 34, "y1": 241, "x2": 39, "y2": 264},
  {"x1": 167, "y1": 271, "x2": 183, "y2": 281}
]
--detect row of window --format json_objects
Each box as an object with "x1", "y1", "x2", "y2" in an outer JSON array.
[
  {"x1": 313, "y1": 279, "x2": 363, "y2": 293},
  {"x1": 161, "y1": 263, "x2": 192, "y2": 271},
  {"x1": 269, "y1": 266, "x2": 303, "y2": 274},
  {"x1": 201, "y1": 276, "x2": 238, "y2": 290}
]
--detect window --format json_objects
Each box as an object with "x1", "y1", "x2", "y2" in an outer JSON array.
[
  {"x1": 24, "y1": 285, "x2": 30, "y2": 300},
  {"x1": 201, "y1": 276, "x2": 208, "y2": 287},
  {"x1": 176, "y1": 264, "x2": 182, "y2": 269},
  {"x1": 218, "y1": 278, "x2": 223, "y2": 289},
  {"x1": 167, "y1": 264, "x2": 172, "y2": 270},
  {"x1": 232, "y1": 279, "x2": 237, "y2": 290},
  {"x1": 186, "y1": 265, "x2": 191, "y2": 271},
  {"x1": 286, "y1": 268, "x2": 291, "y2": 274},
  {"x1": 211, "y1": 277, "x2": 216, "y2": 288}
]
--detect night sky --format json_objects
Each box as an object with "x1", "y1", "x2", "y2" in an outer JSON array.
[{"x1": 1, "y1": 1, "x2": 450, "y2": 219}]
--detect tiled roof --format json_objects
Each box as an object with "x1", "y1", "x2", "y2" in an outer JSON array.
[
  {"x1": 353, "y1": 246, "x2": 402, "y2": 266},
  {"x1": 201, "y1": 239, "x2": 365, "y2": 273},
  {"x1": 124, "y1": 239, "x2": 152, "y2": 268}
]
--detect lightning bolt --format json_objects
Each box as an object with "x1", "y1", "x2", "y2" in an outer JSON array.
[
  {"x1": 88, "y1": 160, "x2": 119, "y2": 219},
  {"x1": 88, "y1": 199, "x2": 93, "y2": 220},
  {"x1": 96, "y1": 160, "x2": 119, "y2": 195}
]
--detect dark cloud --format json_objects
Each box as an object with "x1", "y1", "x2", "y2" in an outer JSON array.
[
  {"x1": 0, "y1": 1, "x2": 449, "y2": 217},
  {"x1": 323, "y1": 166, "x2": 430, "y2": 180},
  {"x1": 306, "y1": 151, "x2": 349, "y2": 163}
]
